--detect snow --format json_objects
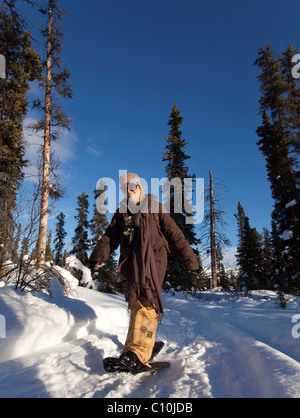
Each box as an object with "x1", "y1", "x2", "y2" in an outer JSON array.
[
  {"x1": 282, "y1": 230, "x2": 293, "y2": 241},
  {"x1": 1, "y1": 273, "x2": 300, "y2": 398},
  {"x1": 66, "y1": 255, "x2": 96, "y2": 289},
  {"x1": 285, "y1": 200, "x2": 297, "y2": 208}
]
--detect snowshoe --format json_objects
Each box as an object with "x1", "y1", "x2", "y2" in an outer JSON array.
[
  {"x1": 103, "y1": 341, "x2": 168, "y2": 375},
  {"x1": 129, "y1": 360, "x2": 170, "y2": 375},
  {"x1": 103, "y1": 356, "x2": 170, "y2": 375}
]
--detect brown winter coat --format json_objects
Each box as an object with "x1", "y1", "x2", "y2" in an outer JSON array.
[{"x1": 89, "y1": 194, "x2": 199, "y2": 313}]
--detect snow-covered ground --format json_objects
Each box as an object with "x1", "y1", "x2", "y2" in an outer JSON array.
[{"x1": 1, "y1": 276, "x2": 300, "y2": 398}]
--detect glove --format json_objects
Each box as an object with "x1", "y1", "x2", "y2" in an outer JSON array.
[{"x1": 89, "y1": 260, "x2": 101, "y2": 270}]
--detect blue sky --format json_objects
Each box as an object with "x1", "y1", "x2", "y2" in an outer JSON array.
[{"x1": 21, "y1": 0, "x2": 300, "y2": 265}]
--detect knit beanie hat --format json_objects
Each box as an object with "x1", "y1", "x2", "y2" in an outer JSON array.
[{"x1": 119, "y1": 172, "x2": 140, "y2": 190}]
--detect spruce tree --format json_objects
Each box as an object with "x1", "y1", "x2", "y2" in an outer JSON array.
[
  {"x1": 90, "y1": 186, "x2": 118, "y2": 292},
  {"x1": 53, "y1": 212, "x2": 66, "y2": 266},
  {"x1": 255, "y1": 45, "x2": 300, "y2": 293},
  {"x1": 234, "y1": 202, "x2": 247, "y2": 271},
  {"x1": 234, "y1": 203, "x2": 263, "y2": 290},
  {"x1": 244, "y1": 224, "x2": 263, "y2": 290},
  {"x1": 0, "y1": 0, "x2": 42, "y2": 269},
  {"x1": 261, "y1": 227, "x2": 273, "y2": 289},
  {"x1": 20, "y1": 235, "x2": 29, "y2": 261},
  {"x1": 270, "y1": 219, "x2": 285, "y2": 289},
  {"x1": 281, "y1": 45, "x2": 300, "y2": 160},
  {"x1": 90, "y1": 185, "x2": 109, "y2": 248},
  {"x1": 71, "y1": 192, "x2": 89, "y2": 265},
  {"x1": 162, "y1": 104, "x2": 201, "y2": 290},
  {"x1": 45, "y1": 230, "x2": 54, "y2": 262},
  {"x1": 216, "y1": 242, "x2": 227, "y2": 289}
]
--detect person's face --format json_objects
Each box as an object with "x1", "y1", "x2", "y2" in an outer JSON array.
[{"x1": 127, "y1": 182, "x2": 140, "y2": 203}]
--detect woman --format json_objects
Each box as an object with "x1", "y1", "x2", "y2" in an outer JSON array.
[{"x1": 89, "y1": 172, "x2": 199, "y2": 373}]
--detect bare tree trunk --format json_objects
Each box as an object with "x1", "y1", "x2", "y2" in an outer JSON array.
[
  {"x1": 210, "y1": 171, "x2": 218, "y2": 288},
  {"x1": 36, "y1": 1, "x2": 52, "y2": 269}
]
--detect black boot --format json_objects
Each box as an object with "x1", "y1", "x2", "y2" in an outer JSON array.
[{"x1": 119, "y1": 350, "x2": 145, "y2": 374}]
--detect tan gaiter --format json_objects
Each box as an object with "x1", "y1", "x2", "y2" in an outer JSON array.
[{"x1": 123, "y1": 297, "x2": 159, "y2": 367}]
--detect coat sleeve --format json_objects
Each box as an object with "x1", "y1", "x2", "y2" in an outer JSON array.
[
  {"x1": 159, "y1": 211, "x2": 199, "y2": 272},
  {"x1": 89, "y1": 212, "x2": 121, "y2": 268}
]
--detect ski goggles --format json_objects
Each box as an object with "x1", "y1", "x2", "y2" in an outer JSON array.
[{"x1": 127, "y1": 182, "x2": 140, "y2": 192}]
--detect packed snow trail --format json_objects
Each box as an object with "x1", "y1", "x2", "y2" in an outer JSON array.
[
  {"x1": 0, "y1": 285, "x2": 300, "y2": 398},
  {"x1": 153, "y1": 296, "x2": 300, "y2": 398}
]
